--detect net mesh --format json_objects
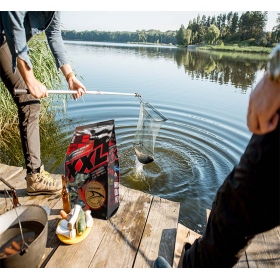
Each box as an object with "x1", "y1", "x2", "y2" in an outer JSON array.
[{"x1": 133, "y1": 98, "x2": 167, "y2": 164}]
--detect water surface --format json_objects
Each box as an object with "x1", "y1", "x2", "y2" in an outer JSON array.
[{"x1": 40, "y1": 42, "x2": 270, "y2": 233}]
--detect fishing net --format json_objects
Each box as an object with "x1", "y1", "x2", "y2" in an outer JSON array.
[{"x1": 133, "y1": 97, "x2": 167, "y2": 164}]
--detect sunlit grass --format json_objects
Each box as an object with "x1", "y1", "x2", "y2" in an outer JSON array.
[{"x1": 198, "y1": 44, "x2": 272, "y2": 54}]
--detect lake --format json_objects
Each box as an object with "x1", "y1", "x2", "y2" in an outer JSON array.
[{"x1": 50, "y1": 41, "x2": 268, "y2": 233}]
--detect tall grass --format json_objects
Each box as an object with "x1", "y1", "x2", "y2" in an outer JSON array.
[{"x1": 0, "y1": 33, "x2": 72, "y2": 171}]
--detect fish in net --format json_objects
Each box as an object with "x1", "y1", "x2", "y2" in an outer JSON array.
[{"x1": 133, "y1": 97, "x2": 167, "y2": 164}]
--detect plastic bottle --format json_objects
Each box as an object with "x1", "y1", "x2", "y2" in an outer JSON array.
[
  {"x1": 62, "y1": 175, "x2": 72, "y2": 214},
  {"x1": 11, "y1": 189, "x2": 21, "y2": 207}
]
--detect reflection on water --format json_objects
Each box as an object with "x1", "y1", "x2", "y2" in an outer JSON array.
[
  {"x1": 1, "y1": 41, "x2": 267, "y2": 234},
  {"x1": 174, "y1": 49, "x2": 267, "y2": 91}
]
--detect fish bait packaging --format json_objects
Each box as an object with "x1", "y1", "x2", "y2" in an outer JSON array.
[{"x1": 65, "y1": 120, "x2": 120, "y2": 220}]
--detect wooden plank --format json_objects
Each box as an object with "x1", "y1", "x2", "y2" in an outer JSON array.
[
  {"x1": 0, "y1": 164, "x2": 23, "y2": 186},
  {"x1": 173, "y1": 224, "x2": 200, "y2": 268},
  {"x1": 0, "y1": 169, "x2": 62, "y2": 214},
  {"x1": 0, "y1": 169, "x2": 27, "y2": 213},
  {"x1": 45, "y1": 185, "x2": 152, "y2": 268},
  {"x1": 0, "y1": 168, "x2": 62, "y2": 208},
  {"x1": 173, "y1": 223, "x2": 201, "y2": 268},
  {"x1": 0, "y1": 168, "x2": 26, "y2": 191},
  {"x1": 0, "y1": 164, "x2": 62, "y2": 212},
  {"x1": 245, "y1": 226, "x2": 280, "y2": 268},
  {"x1": 44, "y1": 216, "x2": 110, "y2": 268},
  {"x1": 42, "y1": 183, "x2": 129, "y2": 268},
  {"x1": 233, "y1": 250, "x2": 249, "y2": 268},
  {"x1": 39, "y1": 198, "x2": 66, "y2": 267},
  {"x1": 134, "y1": 196, "x2": 180, "y2": 268},
  {"x1": 67, "y1": 187, "x2": 129, "y2": 268},
  {"x1": 44, "y1": 185, "x2": 128, "y2": 268},
  {"x1": 88, "y1": 187, "x2": 153, "y2": 268}
]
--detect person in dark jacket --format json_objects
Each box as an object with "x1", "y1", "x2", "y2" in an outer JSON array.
[
  {"x1": 154, "y1": 42, "x2": 280, "y2": 268},
  {"x1": 0, "y1": 11, "x2": 86, "y2": 195}
]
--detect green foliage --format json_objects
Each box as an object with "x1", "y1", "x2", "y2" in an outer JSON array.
[
  {"x1": 199, "y1": 45, "x2": 271, "y2": 54},
  {"x1": 216, "y1": 40, "x2": 224, "y2": 46},
  {"x1": 272, "y1": 13, "x2": 280, "y2": 43},
  {"x1": 0, "y1": 32, "x2": 70, "y2": 171},
  {"x1": 61, "y1": 11, "x2": 279, "y2": 48},
  {"x1": 176, "y1": 24, "x2": 187, "y2": 46},
  {"x1": 204, "y1": 24, "x2": 220, "y2": 44}
]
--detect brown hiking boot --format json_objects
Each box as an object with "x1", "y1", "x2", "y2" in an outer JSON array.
[{"x1": 26, "y1": 166, "x2": 62, "y2": 196}]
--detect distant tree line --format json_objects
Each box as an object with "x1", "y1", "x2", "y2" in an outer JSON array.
[
  {"x1": 61, "y1": 29, "x2": 177, "y2": 45},
  {"x1": 62, "y1": 11, "x2": 280, "y2": 47}
]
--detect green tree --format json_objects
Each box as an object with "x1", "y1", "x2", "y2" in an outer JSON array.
[
  {"x1": 272, "y1": 13, "x2": 280, "y2": 44},
  {"x1": 238, "y1": 11, "x2": 251, "y2": 40},
  {"x1": 176, "y1": 24, "x2": 186, "y2": 46},
  {"x1": 204, "y1": 24, "x2": 220, "y2": 45},
  {"x1": 230, "y1": 12, "x2": 239, "y2": 35},
  {"x1": 185, "y1": 29, "x2": 192, "y2": 45},
  {"x1": 238, "y1": 11, "x2": 267, "y2": 43}
]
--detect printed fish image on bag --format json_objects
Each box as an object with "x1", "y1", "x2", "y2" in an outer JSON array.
[{"x1": 65, "y1": 120, "x2": 120, "y2": 220}]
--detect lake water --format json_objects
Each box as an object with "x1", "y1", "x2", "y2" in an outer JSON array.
[{"x1": 54, "y1": 41, "x2": 268, "y2": 233}]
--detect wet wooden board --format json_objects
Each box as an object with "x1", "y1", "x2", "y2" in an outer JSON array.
[
  {"x1": 134, "y1": 196, "x2": 180, "y2": 268},
  {"x1": 88, "y1": 187, "x2": 153, "y2": 268}
]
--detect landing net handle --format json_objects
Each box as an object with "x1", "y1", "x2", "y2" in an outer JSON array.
[{"x1": 14, "y1": 89, "x2": 141, "y2": 97}]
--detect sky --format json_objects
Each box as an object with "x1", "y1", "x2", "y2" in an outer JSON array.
[
  {"x1": 60, "y1": 11, "x2": 279, "y2": 33},
  {"x1": 3, "y1": 1, "x2": 279, "y2": 32}
]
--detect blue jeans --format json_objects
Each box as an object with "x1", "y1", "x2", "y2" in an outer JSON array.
[
  {"x1": 0, "y1": 39, "x2": 41, "y2": 173},
  {"x1": 183, "y1": 114, "x2": 280, "y2": 267}
]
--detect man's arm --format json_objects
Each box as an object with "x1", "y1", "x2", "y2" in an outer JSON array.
[
  {"x1": 17, "y1": 56, "x2": 48, "y2": 99},
  {"x1": 45, "y1": 12, "x2": 86, "y2": 99},
  {"x1": 1, "y1": 11, "x2": 33, "y2": 72}
]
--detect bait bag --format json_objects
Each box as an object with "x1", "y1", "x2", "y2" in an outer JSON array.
[{"x1": 65, "y1": 119, "x2": 119, "y2": 220}]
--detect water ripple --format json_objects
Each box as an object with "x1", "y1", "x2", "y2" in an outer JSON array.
[{"x1": 62, "y1": 96, "x2": 251, "y2": 233}]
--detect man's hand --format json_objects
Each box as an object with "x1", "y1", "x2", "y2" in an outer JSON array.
[
  {"x1": 247, "y1": 73, "x2": 280, "y2": 134},
  {"x1": 61, "y1": 65, "x2": 86, "y2": 100},
  {"x1": 67, "y1": 75, "x2": 86, "y2": 100}
]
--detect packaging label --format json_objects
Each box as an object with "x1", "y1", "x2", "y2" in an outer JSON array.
[{"x1": 65, "y1": 120, "x2": 120, "y2": 220}]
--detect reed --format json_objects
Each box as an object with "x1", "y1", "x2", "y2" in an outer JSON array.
[{"x1": 0, "y1": 33, "x2": 71, "y2": 171}]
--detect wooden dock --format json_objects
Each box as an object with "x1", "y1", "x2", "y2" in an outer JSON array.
[{"x1": 0, "y1": 163, "x2": 280, "y2": 268}]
